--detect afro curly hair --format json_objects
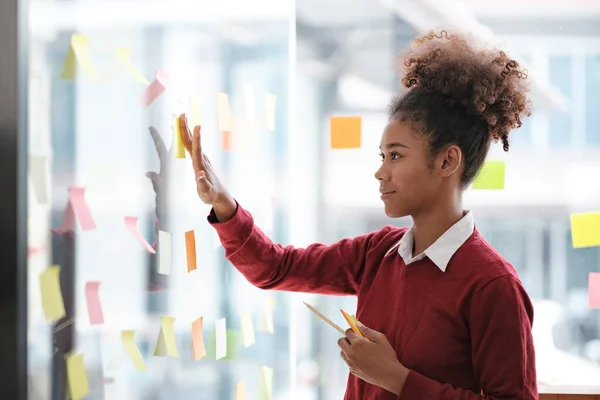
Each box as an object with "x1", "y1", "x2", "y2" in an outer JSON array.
[{"x1": 389, "y1": 29, "x2": 532, "y2": 188}]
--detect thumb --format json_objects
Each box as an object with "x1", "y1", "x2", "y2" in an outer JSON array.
[
  {"x1": 195, "y1": 170, "x2": 214, "y2": 194},
  {"x1": 145, "y1": 171, "x2": 161, "y2": 192}
]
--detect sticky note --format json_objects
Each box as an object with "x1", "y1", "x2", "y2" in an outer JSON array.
[
  {"x1": 217, "y1": 93, "x2": 234, "y2": 132},
  {"x1": 189, "y1": 96, "x2": 202, "y2": 128},
  {"x1": 222, "y1": 130, "x2": 234, "y2": 151},
  {"x1": 115, "y1": 48, "x2": 149, "y2": 85},
  {"x1": 570, "y1": 212, "x2": 600, "y2": 248},
  {"x1": 588, "y1": 273, "x2": 600, "y2": 309},
  {"x1": 240, "y1": 313, "x2": 255, "y2": 348},
  {"x1": 65, "y1": 353, "x2": 90, "y2": 400},
  {"x1": 243, "y1": 86, "x2": 255, "y2": 121},
  {"x1": 236, "y1": 381, "x2": 248, "y2": 400},
  {"x1": 60, "y1": 34, "x2": 99, "y2": 80},
  {"x1": 185, "y1": 230, "x2": 197, "y2": 272},
  {"x1": 60, "y1": 186, "x2": 96, "y2": 232},
  {"x1": 158, "y1": 230, "x2": 172, "y2": 275},
  {"x1": 265, "y1": 94, "x2": 277, "y2": 131},
  {"x1": 40, "y1": 265, "x2": 66, "y2": 322},
  {"x1": 85, "y1": 281, "x2": 104, "y2": 325},
  {"x1": 192, "y1": 316, "x2": 207, "y2": 361},
  {"x1": 173, "y1": 116, "x2": 185, "y2": 158},
  {"x1": 121, "y1": 330, "x2": 146, "y2": 370},
  {"x1": 258, "y1": 366, "x2": 274, "y2": 400},
  {"x1": 141, "y1": 70, "x2": 170, "y2": 108},
  {"x1": 257, "y1": 297, "x2": 275, "y2": 333},
  {"x1": 472, "y1": 160, "x2": 505, "y2": 190},
  {"x1": 124, "y1": 216, "x2": 156, "y2": 254},
  {"x1": 154, "y1": 316, "x2": 179, "y2": 357},
  {"x1": 330, "y1": 116, "x2": 361, "y2": 149},
  {"x1": 215, "y1": 318, "x2": 227, "y2": 360},
  {"x1": 30, "y1": 155, "x2": 48, "y2": 204}
]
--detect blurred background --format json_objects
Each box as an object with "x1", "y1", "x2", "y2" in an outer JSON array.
[{"x1": 24, "y1": 0, "x2": 600, "y2": 398}]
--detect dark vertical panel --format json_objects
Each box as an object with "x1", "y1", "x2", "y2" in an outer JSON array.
[{"x1": 0, "y1": 0, "x2": 29, "y2": 397}]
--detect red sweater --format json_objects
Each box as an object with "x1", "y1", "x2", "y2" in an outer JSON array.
[{"x1": 209, "y1": 204, "x2": 538, "y2": 399}]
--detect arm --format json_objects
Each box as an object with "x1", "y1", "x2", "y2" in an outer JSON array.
[
  {"x1": 397, "y1": 275, "x2": 538, "y2": 400},
  {"x1": 208, "y1": 202, "x2": 389, "y2": 296}
]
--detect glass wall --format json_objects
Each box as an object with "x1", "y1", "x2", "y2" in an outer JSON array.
[{"x1": 20, "y1": 0, "x2": 600, "y2": 398}]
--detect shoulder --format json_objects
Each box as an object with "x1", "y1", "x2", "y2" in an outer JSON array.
[
  {"x1": 452, "y1": 229, "x2": 524, "y2": 290},
  {"x1": 362, "y1": 225, "x2": 410, "y2": 256}
]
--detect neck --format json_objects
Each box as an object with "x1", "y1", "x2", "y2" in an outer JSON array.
[{"x1": 411, "y1": 194, "x2": 464, "y2": 256}]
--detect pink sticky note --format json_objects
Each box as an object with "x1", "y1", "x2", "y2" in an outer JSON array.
[
  {"x1": 589, "y1": 272, "x2": 600, "y2": 309},
  {"x1": 124, "y1": 216, "x2": 156, "y2": 254},
  {"x1": 60, "y1": 202, "x2": 76, "y2": 232},
  {"x1": 85, "y1": 281, "x2": 104, "y2": 325},
  {"x1": 140, "y1": 70, "x2": 170, "y2": 108},
  {"x1": 69, "y1": 187, "x2": 96, "y2": 230}
]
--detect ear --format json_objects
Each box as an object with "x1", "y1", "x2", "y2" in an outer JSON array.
[{"x1": 437, "y1": 145, "x2": 462, "y2": 178}]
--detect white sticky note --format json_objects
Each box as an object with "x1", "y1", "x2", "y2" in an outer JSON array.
[
  {"x1": 158, "y1": 230, "x2": 172, "y2": 275},
  {"x1": 258, "y1": 365, "x2": 274, "y2": 400},
  {"x1": 217, "y1": 93, "x2": 234, "y2": 132},
  {"x1": 30, "y1": 155, "x2": 48, "y2": 204},
  {"x1": 265, "y1": 94, "x2": 277, "y2": 132},
  {"x1": 257, "y1": 297, "x2": 275, "y2": 333},
  {"x1": 215, "y1": 318, "x2": 227, "y2": 360},
  {"x1": 241, "y1": 313, "x2": 255, "y2": 348}
]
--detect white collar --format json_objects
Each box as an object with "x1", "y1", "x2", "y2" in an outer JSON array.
[{"x1": 385, "y1": 211, "x2": 475, "y2": 272}]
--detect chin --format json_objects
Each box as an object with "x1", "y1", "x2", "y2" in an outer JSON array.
[{"x1": 383, "y1": 205, "x2": 409, "y2": 219}]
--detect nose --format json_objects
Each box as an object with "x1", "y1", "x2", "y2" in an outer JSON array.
[{"x1": 374, "y1": 163, "x2": 389, "y2": 181}]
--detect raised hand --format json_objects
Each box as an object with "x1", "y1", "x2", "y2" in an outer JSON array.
[
  {"x1": 146, "y1": 126, "x2": 170, "y2": 229},
  {"x1": 178, "y1": 113, "x2": 237, "y2": 221}
]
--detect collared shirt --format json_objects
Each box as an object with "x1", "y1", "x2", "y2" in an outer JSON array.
[{"x1": 385, "y1": 211, "x2": 475, "y2": 272}]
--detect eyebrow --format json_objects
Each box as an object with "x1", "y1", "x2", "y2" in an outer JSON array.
[{"x1": 379, "y1": 142, "x2": 410, "y2": 150}]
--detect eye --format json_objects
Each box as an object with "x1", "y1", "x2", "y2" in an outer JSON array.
[
  {"x1": 378, "y1": 152, "x2": 385, "y2": 161},
  {"x1": 390, "y1": 152, "x2": 402, "y2": 160}
]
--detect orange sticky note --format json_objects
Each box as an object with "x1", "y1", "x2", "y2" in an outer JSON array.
[
  {"x1": 192, "y1": 316, "x2": 207, "y2": 361},
  {"x1": 141, "y1": 70, "x2": 169, "y2": 108},
  {"x1": 185, "y1": 230, "x2": 197, "y2": 272},
  {"x1": 222, "y1": 131, "x2": 234, "y2": 151},
  {"x1": 330, "y1": 116, "x2": 361, "y2": 149},
  {"x1": 124, "y1": 216, "x2": 156, "y2": 254},
  {"x1": 85, "y1": 281, "x2": 104, "y2": 325},
  {"x1": 341, "y1": 309, "x2": 364, "y2": 338},
  {"x1": 60, "y1": 186, "x2": 96, "y2": 231},
  {"x1": 589, "y1": 273, "x2": 600, "y2": 309},
  {"x1": 236, "y1": 381, "x2": 248, "y2": 400}
]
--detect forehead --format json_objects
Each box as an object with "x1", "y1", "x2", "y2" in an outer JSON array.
[{"x1": 380, "y1": 117, "x2": 424, "y2": 148}]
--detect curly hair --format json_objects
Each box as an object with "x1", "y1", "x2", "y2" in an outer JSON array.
[{"x1": 389, "y1": 29, "x2": 532, "y2": 188}]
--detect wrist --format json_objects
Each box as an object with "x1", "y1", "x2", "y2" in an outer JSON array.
[
  {"x1": 385, "y1": 362, "x2": 409, "y2": 396},
  {"x1": 212, "y1": 196, "x2": 237, "y2": 222}
]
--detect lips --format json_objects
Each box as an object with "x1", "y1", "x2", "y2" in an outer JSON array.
[{"x1": 380, "y1": 189, "x2": 396, "y2": 200}]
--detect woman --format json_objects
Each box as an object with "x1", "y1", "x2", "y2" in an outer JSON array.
[{"x1": 177, "y1": 30, "x2": 537, "y2": 399}]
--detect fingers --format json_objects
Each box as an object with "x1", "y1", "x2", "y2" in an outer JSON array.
[
  {"x1": 191, "y1": 125, "x2": 203, "y2": 172},
  {"x1": 195, "y1": 169, "x2": 214, "y2": 195},
  {"x1": 145, "y1": 171, "x2": 161, "y2": 193},
  {"x1": 149, "y1": 127, "x2": 167, "y2": 171},
  {"x1": 337, "y1": 337, "x2": 351, "y2": 351},
  {"x1": 179, "y1": 113, "x2": 193, "y2": 153}
]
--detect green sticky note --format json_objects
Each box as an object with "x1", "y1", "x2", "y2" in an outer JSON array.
[{"x1": 472, "y1": 161, "x2": 505, "y2": 190}]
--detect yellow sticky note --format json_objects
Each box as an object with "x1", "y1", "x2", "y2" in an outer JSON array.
[
  {"x1": 40, "y1": 265, "x2": 66, "y2": 322},
  {"x1": 173, "y1": 117, "x2": 185, "y2": 158},
  {"x1": 154, "y1": 316, "x2": 179, "y2": 357},
  {"x1": 61, "y1": 34, "x2": 99, "y2": 80},
  {"x1": 240, "y1": 313, "x2": 255, "y2": 348},
  {"x1": 65, "y1": 353, "x2": 90, "y2": 400},
  {"x1": 189, "y1": 96, "x2": 202, "y2": 128},
  {"x1": 472, "y1": 161, "x2": 505, "y2": 190},
  {"x1": 236, "y1": 381, "x2": 248, "y2": 400},
  {"x1": 217, "y1": 93, "x2": 234, "y2": 132},
  {"x1": 265, "y1": 94, "x2": 277, "y2": 131},
  {"x1": 121, "y1": 330, "x2": 147, "y2": 370},
  {"x1": 116, "y1": 48, "x2": 150, "y2": 85},
  {"x1": 257, "y1": 366, "x2": 274, "y2": 400},
  {"x1": 257, "y1": 297, "x2": 275, "y2": 333},
  {"x1": 570, "y1": 212, "x2": 600, "y2": 248},
  {"x1": 330, "y1": 116, "x2": 361, "y2": 149},
  {"x1": 215, "y1": 318, "x2": 227, "y2": 360}
]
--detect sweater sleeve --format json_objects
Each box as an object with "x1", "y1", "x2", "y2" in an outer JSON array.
[
  {"x1": 398, "y1": 275, "x2": 538, "y2": 400},
  {"x1": 208, "y1": 202, "x2": 387, "y2": 295}
]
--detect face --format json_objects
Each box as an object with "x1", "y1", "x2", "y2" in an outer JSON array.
[{"x1": 375, "y1": 117, "x2": 461, "y2": 218}]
